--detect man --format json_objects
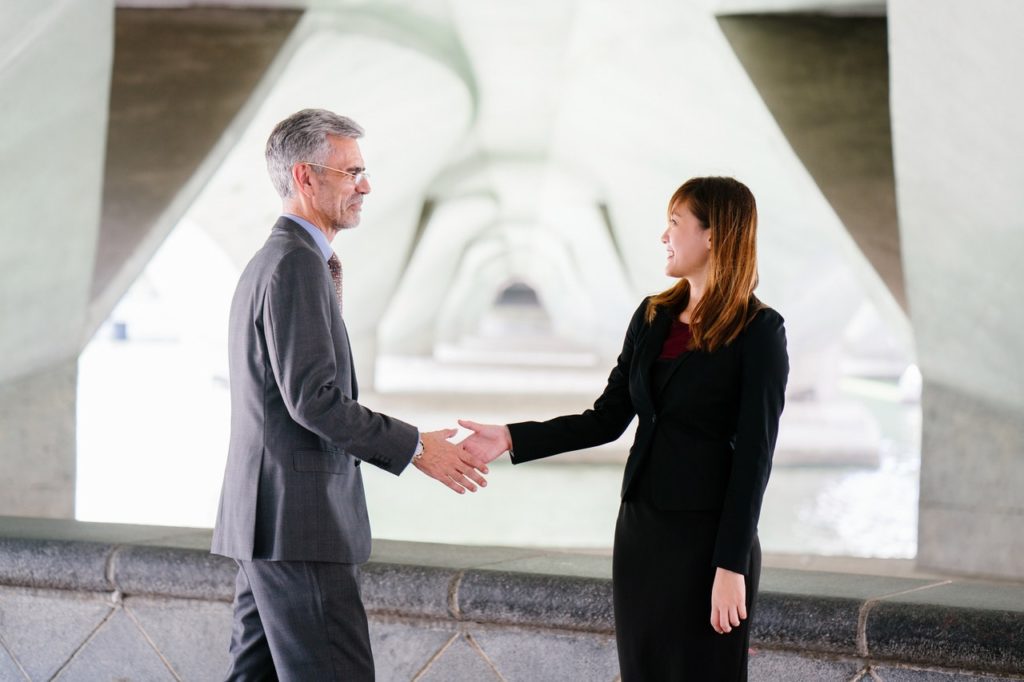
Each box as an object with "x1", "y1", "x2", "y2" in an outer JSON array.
[{"x1": 212, "y1": 108, "x2": 487, "y2": 680}]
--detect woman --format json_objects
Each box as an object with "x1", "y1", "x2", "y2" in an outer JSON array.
[{"x1": 459, "y1": 176, "x2": 789, "y2": 680}]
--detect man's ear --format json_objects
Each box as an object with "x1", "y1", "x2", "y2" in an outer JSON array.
[{"x1": 291, "y1": 163, "x2": 313, "y2": 197}]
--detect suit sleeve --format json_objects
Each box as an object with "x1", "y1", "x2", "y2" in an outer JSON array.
[
  {"x1": 712, "y1": 310, "x2": 789, "y2": 574},
  {"x1": 507, "y1": 300, "x2": 645, "y2": 463},
  {"x1": 263, "y1": 248, "x2": 418, "y2": 474}
]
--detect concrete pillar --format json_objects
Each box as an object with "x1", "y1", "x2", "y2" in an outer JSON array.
[
  {"x1": 0, "y1": 0, "x2": 113, "y2": 516},
  {"x1": 0, "y1": 361, "x2": 78, "y2": 517},
  {"x1": 890, "y1": 1, "x2": 1024, "y2": 579}
]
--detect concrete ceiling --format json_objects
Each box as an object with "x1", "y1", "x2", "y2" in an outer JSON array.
[
  {"x1": 75, "y1": 0, "x2": 913, "y2": 394},
  {"x1": 185, "y1": 2, "x2": 906, "y2": 387}
]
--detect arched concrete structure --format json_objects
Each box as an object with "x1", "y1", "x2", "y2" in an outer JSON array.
[
  {"x1": 1, "y1": 0, "x2": 899, "y2": 517},
  {"x1": 107, "y1": 0, "x2": 892, "y2": 410},
  {"x1": 380, "y1": 163, "x2": 635, "y2": 361},
  {"x1": 7, "y1": 0, "x2": 1022, "y2": 583}
]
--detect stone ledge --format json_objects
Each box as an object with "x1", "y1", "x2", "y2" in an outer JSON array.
[
  {"x1": 867, "y1": 597, "x2": 1024, "y2": 674},
  {"x1": 458, "y1": 570, "x2": 614, "y2": 633},
  {"x1": 1, "y1": 516, "x2": 1022, "y2": 676}
]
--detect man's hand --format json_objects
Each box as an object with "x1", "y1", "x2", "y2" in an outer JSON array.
[
  {"x1": 414, "y1": 428, "x2": 489, "y2": 494},
  {"x1": 710, "y1": 567, "x2": 747, "y2": 634},
  {"x1": 457, "y1": 420, "x2": 513, "y2": 465}
]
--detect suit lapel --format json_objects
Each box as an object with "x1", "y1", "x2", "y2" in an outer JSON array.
[
  {"x1": 636, "y1": 309, "x2": 672, "y2": 407},
  {"x1": 641, "y1": 309, "x2": 702, "y2": 405},
  {"x1": 654, "y1": 346, "x2": 697, "y2": 402},
  {"x1": 274, "y1": 216, "x2": 359, "y2": 399}
]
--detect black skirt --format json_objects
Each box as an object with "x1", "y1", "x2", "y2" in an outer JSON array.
[{"x1": 612, "y1": 499, "x2": 761, "y2": 681}]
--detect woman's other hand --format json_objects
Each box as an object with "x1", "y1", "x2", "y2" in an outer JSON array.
[{"x1": 710, "y1": 567, "x2": 747, "y2": 634}]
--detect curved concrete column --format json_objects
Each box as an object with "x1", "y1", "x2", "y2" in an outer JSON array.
[
  {"x1": 89, "y1": 7, "x2": 303, "y2": 337},
  {"x1": 718, "y1": 13, "x2": 904, "y2": 313},
  {"x1": 890, "y1": 0, "x2": 1024, "y2": 579},
  {"x1": 0, "y1": 0, "x2": 113, "y2": 516}
]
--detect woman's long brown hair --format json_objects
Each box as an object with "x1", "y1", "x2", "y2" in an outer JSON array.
[{"x1": 645, "y1": 176, "x2": 763, "y2": 351}]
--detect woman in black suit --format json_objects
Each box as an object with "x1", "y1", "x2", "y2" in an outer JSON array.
[{"x1": 459, "y1": 176, "x2": 789, "y2": 681}]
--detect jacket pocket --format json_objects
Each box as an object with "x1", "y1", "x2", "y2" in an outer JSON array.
[{"x1": 293, "y1": 449, "x2": 349, "y2": 474}]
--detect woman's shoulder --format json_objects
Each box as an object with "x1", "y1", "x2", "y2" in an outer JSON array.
[
  {"x1": 743, "y1": 304, "x2": 786, "y2": 342},
  {"x1": 751, "y1": 304, "x2": 785, "y2": 327}
]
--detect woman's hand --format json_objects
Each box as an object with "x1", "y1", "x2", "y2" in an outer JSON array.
[
  {"x1": 458, "y1": 420, "x2": 513, "y2": 465},
  {"x1": 710, "y1": 567, "x2": 747, "y2": 634}
]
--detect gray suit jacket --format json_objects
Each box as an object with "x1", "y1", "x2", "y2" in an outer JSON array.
[{"x1": 212, "y1": 217, "x2": 418, "y2": 564}]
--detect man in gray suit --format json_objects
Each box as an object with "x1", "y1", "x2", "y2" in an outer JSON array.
[{"x1": 212, "y1": 108, "x2": 488, "y2": 680}]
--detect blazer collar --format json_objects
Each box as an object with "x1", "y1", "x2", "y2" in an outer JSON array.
[{"x1": 273, "y1": 216, "x2": 322, "y2": 253}]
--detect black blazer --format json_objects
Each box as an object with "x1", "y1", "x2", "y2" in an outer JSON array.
[{"x1": 508, "y1": 297, "x2": 789, "y2": 574}]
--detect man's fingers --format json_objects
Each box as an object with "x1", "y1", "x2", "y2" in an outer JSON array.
[
  {"x1": 459, "y1": 449, "x2": 490, "y2": 474},
  {"x1": 738, "y1": 602, "x2": 748, "y2": 621},
  {"x1": 440, "y1": 428, "x2": 458, "y2": 439},
  {"x1": 460, "y1": 465, "x2": 487, "y2": 487},
  {"x1": 455, "y1": 477, "x2": 477, "y2": 492},
  {"x1": 729, "y1": 605, "x2": 741, "y2": 627},
  {"x1": 419, "y1": 444, "x2": 489, "y2": 493},
  {"x1": 440, "y1": 474, "x2": 466, "y2": 494},
  {"x1": 453, "y1": 461, "x2": 487, "y2": 490},
  {"x1": 419, "y1": 459, "x2": 467, "y2": 494}
]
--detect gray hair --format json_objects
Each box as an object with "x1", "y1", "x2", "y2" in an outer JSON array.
[{"x1": 265, "y1": 109, "x2": 364, "y2": 198}]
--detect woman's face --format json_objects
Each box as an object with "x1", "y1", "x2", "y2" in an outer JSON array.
[{"x1": 661, "y1": 201, "x2": 711, "y2": 279}]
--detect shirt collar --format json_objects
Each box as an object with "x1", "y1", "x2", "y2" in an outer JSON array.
[{"x1": 283, "y1": 213, "x2": 333, "y2": 262}]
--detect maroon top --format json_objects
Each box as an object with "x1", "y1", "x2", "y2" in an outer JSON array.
[{"x1": 658, "y1": 318, "x2": 692, "y2": 359}]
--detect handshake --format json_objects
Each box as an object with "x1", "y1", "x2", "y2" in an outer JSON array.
[{"x1": 412, "y1": 420, "x2": 511, "y2": 494}]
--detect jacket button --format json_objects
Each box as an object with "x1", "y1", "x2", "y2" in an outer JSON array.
[{"x1": 651, "y1": 415, "x2": 657, "y2": 424}]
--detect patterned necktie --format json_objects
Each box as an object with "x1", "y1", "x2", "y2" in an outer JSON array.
[{"x1": 327, "y1": 252, "x2": 343, "y2": 316}]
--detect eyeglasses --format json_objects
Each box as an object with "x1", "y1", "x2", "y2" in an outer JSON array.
[{"x1": 302, "y1": 162, "x2": 370, "y2": 185}]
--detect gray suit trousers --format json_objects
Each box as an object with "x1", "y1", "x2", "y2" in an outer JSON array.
[{"x1": 224, "y1": 559, "x2": 373, "y2": 681}]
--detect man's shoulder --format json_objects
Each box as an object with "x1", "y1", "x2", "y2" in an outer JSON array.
[{"x1": 250, "y1": 223, "x2": 321, "y2": 269}]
